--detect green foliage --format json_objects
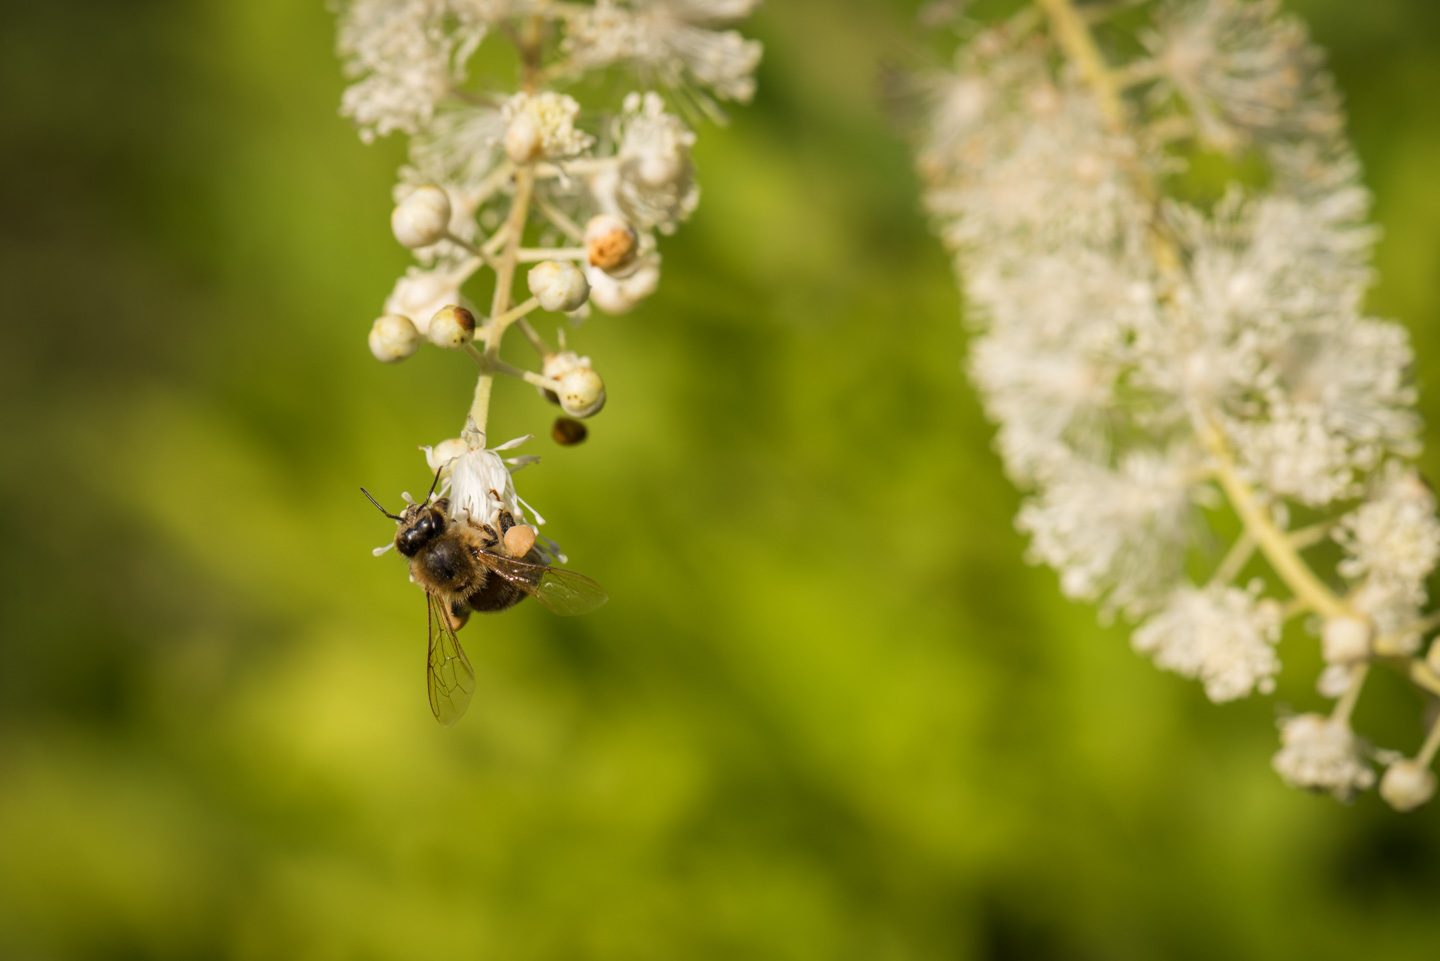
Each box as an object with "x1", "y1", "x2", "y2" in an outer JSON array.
[{"x1": 1, "y1": 1, "x2": 1439, "y2": 957}]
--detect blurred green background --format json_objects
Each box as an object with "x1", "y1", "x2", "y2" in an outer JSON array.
[{"x1": 3, "y1": 1, "x2": 1440, "y2": 958}]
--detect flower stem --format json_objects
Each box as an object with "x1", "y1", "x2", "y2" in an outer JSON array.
[
  {"x1": 517, "y1": 247, "x2": 587, "y2": 262},
  {"x1": 1199, "y1": 423, "x2": 1348, "y2": 620},
  {"x1": 466, "y1": 21, "x2": 543, "y2": 440},
  {"x1": 1418, "y1": 708, "x2": 1440, "y2": 767},
  {"x1": 1209, "y1": 531, "x2": 1255, "y2": 588},
  {"x1": 1331, "y1": 662, "x2": 1368, "y2": 725}
]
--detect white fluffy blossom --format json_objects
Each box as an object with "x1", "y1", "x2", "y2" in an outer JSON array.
[
  {"x1": 591, "y1": 92, "x2": 699, "y2": 233},
  {"x1": 585, "y1": 256, "x2": 661, "y2": 314},
  {"x1": 1141, "y1": 0, "x2": 1341, "y2": 150},
  {"x1": 1272, "y1": 713, "x2": 1374, "y2": 801},
  {"x1": 916, "y1": 2, "x2": 1440, "y2": 804},
  {"x1": 926, "y1": 81, "x2": 1148, "y2": 265},
  {"x1": 502, "y1": 91, "x2": 593, "y2": 163},
  {"x1": 1016, "y1": 449, "x2": 1197, "y2": 617},
  {"x1": 448, "y1": 432, "x2": 535, "y2": 528},
  {"x1": 562, "y1": 0, "x2": 764, "y2": 103},
  {"x1": 1336, "y1": 465, "x2": 1440, "y2": 592},
  {"x1": 402, "y1": 103, "x2": 507, "y2": 193},
  {"x1": 336, "y1": 0, "x2": 497, "y2": 141},
  {"x1": 1133, "y1": 584, "x2": 1282, "y2": 702}
]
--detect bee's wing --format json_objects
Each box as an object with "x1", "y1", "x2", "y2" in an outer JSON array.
[
  {"x1": 484, "y1": 553, "x2": 608, "y2": 617},
  {"x1": 426, "y1": 590, "x2": 475, "y2": 727}
]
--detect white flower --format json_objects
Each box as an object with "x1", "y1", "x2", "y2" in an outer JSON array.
[
  {"x1": 1141, "y1": 0, "x2": 1341, "y2": 151},
  {"x1": 562, "y1": 0, "x2": 763, "y2": 103},
  {"x1": 1223, "y1": 412, "x2": 1359, "y2": 507},
  {"x1": 502, "y1": 91, "x2": 593, "y2": 163},
  {"x1": 1336, "y1": 464, "x2": 1440, "y2": 592},
  {"x1": 585, "y1": 256, "x2": 661, "y2": 314},
  {"x1": 593, "y1": 92, "x2": 699, "y2": 234},
  {"x1": 1132, "y1": 584, "x2": 1282, "y2": 702},
  {"x1": 383, "y1": 265, "x2": 468, "y2": 336},
  {"x1": 925, "y1": 82, "x2": 1149, "y2": 264},
  {"x1": 402, "y1": 102, "x2": 507, "y2": 192},
  {"x1": 1233, "y1": 319, "x2": 1419, "y2": 505},
  {"x1": 1016, "y1": 448, "x2": 1197, "y2": 617},
  {"x1": 336, "y1": 0, "x2": 493, "y2": 142},
  {"x1": 421, "y1": 436, "x2": 471, "y2": 473},
  {"x1": 1272, "y1": 713, "x2": 1375, "y2": 801},
  {"x1": 966, "y1": 250, "x2": 1154, "y2": 482},
  {"x1": 1315, "y1": 663, "x2": 1355, "y2": 699},
  {"x1": 448, "y1": 431, "x2": 537, "y2": 528},
  {"x1": 1348, "y1": 578, "x2": 1424, "y2": 656}
]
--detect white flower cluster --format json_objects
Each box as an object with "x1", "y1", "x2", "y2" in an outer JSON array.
[
  {"x1": 562, "y1": 0, "x2": 763, "y2": 107},
  {"x1": 340, "y1": 2, "x2": 760, "y2": 565},
  {"x1": 914, "y1": 0, "x2": 1440, "y2": 808}
]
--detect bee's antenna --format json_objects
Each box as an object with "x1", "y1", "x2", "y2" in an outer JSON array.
[
  {"x1": 425, "y1": 464, "x2": 444, "y2": 503},
  {"x1": 360, "y1": 487, "x2": 403, "y2": 521}
]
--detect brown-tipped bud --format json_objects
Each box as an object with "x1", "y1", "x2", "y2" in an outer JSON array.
[
  {"x1": 552, "y1": 417, "x2": 588, "y2": 446},
  {"x1": 428, "y1": 305, "x2": 476, "y2": 349},
  {"x1": 585, "y1": 214, "x2": 638, "y2": 275},
  {"x1": 504, "y1": 523, "x2": 537, "y2": 558}
]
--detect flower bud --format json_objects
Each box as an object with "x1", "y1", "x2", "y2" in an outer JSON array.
[
  {"x1": 552, "y1": 417, "x2": 588, "y2": 446},
  {"x1": 391, "y1": 185, "x2": 452, "y2": 248},
  {"x1": 557, "y1": 366, "x2": 605, "y2": 418},
  {"x1": 503, "y1": 523, "x2": 537, "y2": 558},
  {"x1": 537, "y1": 351, "x2": 588, "y2": 404},
  {"x1": 1322, "y1": 616, "x2": 1371, "y2": 664},
  {"x1": 586, "y1": 259, "x2": 660, "y2": 314},
  {"x1": 1380, "y1": 759, "x2": 1436, "y2": 812},
  {"x1": 541, "y1": 350, "x2": 587, "y2": 381},
  {"x1": 368, "y1": 314, "x2": 421, "y2": 363},
  {"x1": 424, "y1": 437, "x2": 470, "y2": 472},
  {"x1": 428, "y1": 305, "x2": 476, "y2": 349},
  {"x1": 527, "y1": 260, "x2": 590, "y2": 312},
  {"x1": 585, "y1": 214, "x2": 638, "y2": 275},
  {"x1": 504, "y1": 112, "x2": 542, "y2": 164}
]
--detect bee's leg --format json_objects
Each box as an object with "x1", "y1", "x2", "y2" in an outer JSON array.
[{"x1": 497, "y1": 509, "x2": 515, "y2": 535}]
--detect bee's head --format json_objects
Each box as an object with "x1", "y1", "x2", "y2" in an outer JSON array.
[
  {"x1": 362, "y1": 476, "x2": 450, "y2": 558},
  {"x1": 395, "y1": 502, "x2": 446, "y2": 557},
  {"x1": 362, "y1": 467, "x2": 448, "y2": 558}
]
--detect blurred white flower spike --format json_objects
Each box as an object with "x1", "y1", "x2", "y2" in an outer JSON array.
[
  {"x1": 912, "y1": 0, "x2": 1440, "y2": 808},
  {"x1": 337, "y1": 1, "x2": 761, "y2": 703}
]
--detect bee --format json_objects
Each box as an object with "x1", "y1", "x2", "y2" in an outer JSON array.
[{"x1": 361, "y1": 477, "x2": 607, "y2": 727}]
